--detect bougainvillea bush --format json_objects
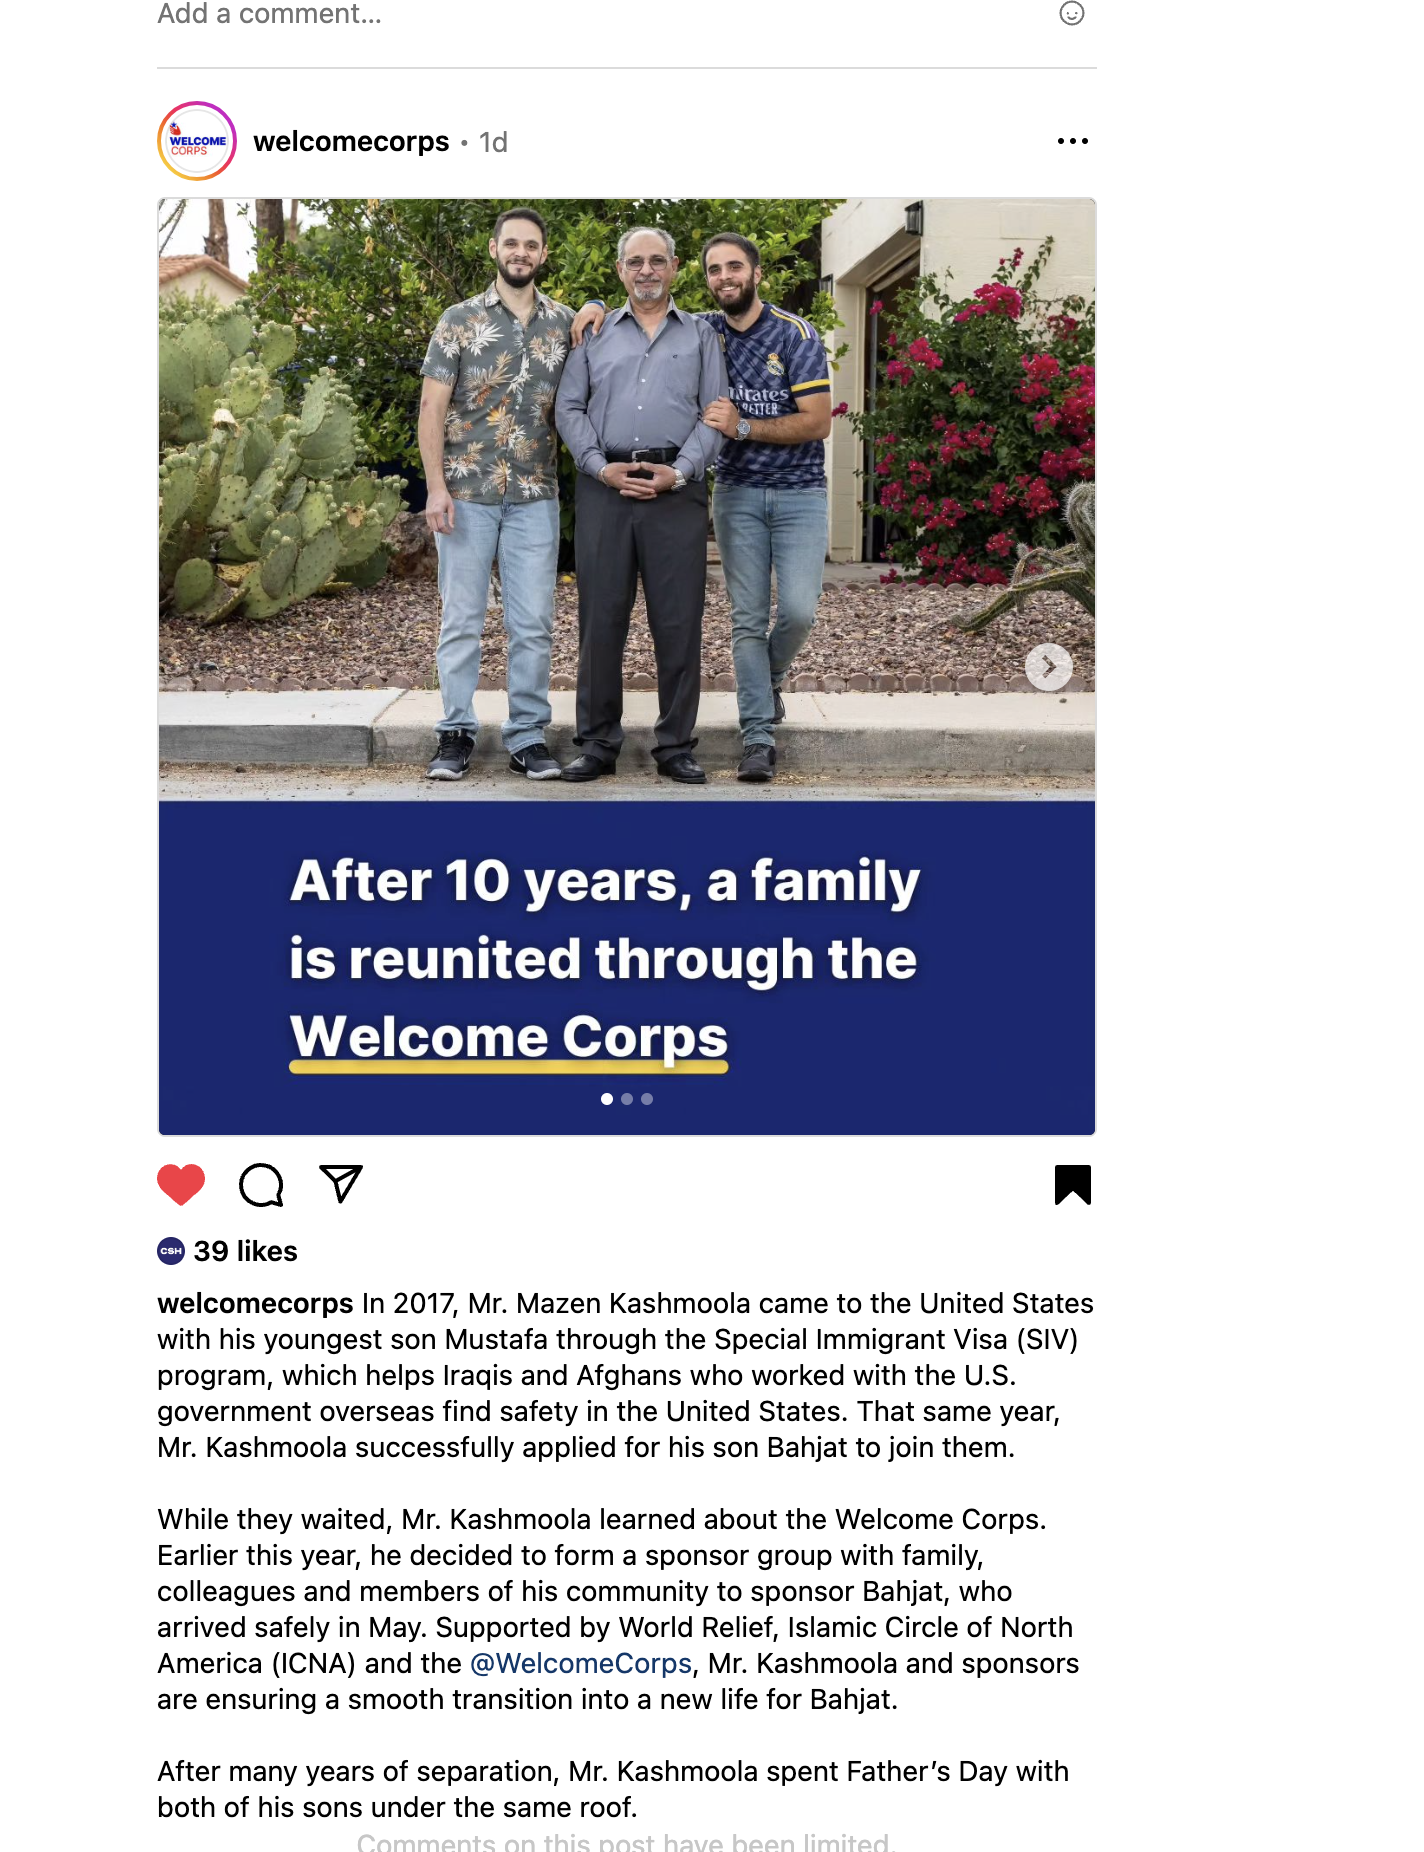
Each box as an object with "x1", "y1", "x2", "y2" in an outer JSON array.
[{"x1": 849, "y1": 239, "x2": 1094, "y2": 587}]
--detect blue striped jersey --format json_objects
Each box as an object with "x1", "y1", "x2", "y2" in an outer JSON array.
[{"x1": 706, "y1": 302, "x2": 831, "y2": 488}]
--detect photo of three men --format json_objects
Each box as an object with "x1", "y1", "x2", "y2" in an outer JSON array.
[{"x1": 418, "y1": 208, "x2": 833, "y2": 788}]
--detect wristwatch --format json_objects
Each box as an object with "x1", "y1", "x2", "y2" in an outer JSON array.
[
  {"x1": 671, "y1": 469, "x2": 687, "y2": 491},
  {"x1": 735, "y1": 418, "x2": 753, "y2": 441}
]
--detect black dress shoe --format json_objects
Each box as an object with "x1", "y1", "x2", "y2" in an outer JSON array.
[
  {"x1": 562, "y1": 753, "x2": 616, "y2": 783},
  {"x1": 657, "y1": 753, "x2": 707, "y2": 785},
  {"x1": 737, "y1": 743, "x2": 776, "y2": 783}
]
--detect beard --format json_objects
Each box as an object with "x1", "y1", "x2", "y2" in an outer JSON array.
[
  {"x1": 712, "y1": 279, "x2": 758, "y2": 317},
  {"x1": 495, "y1": 255, "x2": 542, "y2": 290},
  {"x1": 632, "y1": 278, "x2": 668, "y2": 303}
]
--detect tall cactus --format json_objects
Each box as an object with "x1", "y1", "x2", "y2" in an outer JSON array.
[{"x1": 159, "y1": 303, "x2": 404, "y2": 622}]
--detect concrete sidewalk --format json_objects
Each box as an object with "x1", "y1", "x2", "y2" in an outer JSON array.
[{"x1": 158, "y1": 688, "x2": 1095, "y2": 778}]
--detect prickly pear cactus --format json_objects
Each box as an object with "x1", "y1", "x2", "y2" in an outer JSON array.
[
  {"x1": 173, "y1": 558, "x2": 215, "y2": 612},
  {"x1": 158, "y1": 301, "x2": 405, "y2": 623}
]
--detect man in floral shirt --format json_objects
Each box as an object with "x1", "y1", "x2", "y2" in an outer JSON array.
[{"x1": 419, "y1": 208, "x2": 596, "y2": 780}]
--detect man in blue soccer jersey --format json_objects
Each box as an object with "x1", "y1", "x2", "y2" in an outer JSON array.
[
  {"x1": 697, "y1": 233, "x2": 832, "y2": 782},
  {"x1": 571, "y1": 234, "x2": 832, "y2": 782}
]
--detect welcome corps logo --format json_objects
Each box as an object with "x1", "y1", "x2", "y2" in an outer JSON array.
[{"x1": 158, "y1": 101, "x2": 236, "y2": 180}]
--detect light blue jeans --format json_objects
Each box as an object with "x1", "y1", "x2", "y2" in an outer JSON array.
[
  {"x1": 713, "y1": 485, "x2": 828, "y2": 746},
  {"x1": 434, "y1": 496, "x2": 561, "y2": 750}
]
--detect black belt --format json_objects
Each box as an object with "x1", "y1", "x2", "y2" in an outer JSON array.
[{"x1": 605, "y1": 447, "x2": 679, "y2": 465}]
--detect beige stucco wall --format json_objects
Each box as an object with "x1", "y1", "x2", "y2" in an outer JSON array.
[
  {"x1": 821, "y1": 199, "x2": 1096, "y2": 560},
  {"x1": 160, "y1": 269, "x2": 247, "y2": 308}
]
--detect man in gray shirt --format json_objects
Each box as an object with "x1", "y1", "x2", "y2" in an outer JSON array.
[{"x1": 555, "y1": 226, "x2": 727, "y2": 784}]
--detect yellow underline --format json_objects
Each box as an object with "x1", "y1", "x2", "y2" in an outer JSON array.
[{"x1": 290, "y1": 1059, "x2": 728, "y2": 1077}]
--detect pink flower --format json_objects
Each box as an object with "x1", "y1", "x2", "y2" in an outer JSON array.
[{"x1": 953, "y1": 283, "x2": 1023, "y2": 323}]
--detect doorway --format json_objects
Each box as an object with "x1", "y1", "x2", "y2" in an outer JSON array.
[{"x1": 862, "y1": 260, "x2": 920, "y2": 562}]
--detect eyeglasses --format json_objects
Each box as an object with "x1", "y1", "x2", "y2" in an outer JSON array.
[{"x1": 622, "y1": 256, "x2": 670, "y2": 272}]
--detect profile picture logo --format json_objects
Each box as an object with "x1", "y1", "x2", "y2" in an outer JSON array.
[{"x1": 158, "y1": 101, "x2": 236, "y2": 181}]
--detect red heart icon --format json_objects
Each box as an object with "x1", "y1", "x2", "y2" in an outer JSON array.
[{"x1": 158, "y1": 1164, "x2": 205, "y2": 1206}]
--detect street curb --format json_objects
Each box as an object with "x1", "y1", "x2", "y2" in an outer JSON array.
[
  {"x1": 158, "y1": 690, "x2": 404, "y2": 766},
  {"x1": 159, "y1": 690, "x2": 1095, "y2": 777}
]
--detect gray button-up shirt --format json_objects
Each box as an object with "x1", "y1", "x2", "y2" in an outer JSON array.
[{"x1": 555, "y1": 301, "x2": 727, "y2": 482}]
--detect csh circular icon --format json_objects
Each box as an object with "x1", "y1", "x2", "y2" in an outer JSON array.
[
  {"x1": 1025, "y1": 643, "x2": 1073, "y2": 691},
  {"x1": 158, "y1": 1238, "x2": 186, "y2": 1266}
]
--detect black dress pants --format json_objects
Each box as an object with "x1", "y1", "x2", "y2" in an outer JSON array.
[{"x1": 572, "y1": 472, "x2": 707, "y2": 763}]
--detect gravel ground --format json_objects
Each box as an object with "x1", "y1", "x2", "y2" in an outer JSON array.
[{"x1": 159, "y1": 574, "x2": 1094, "y2": 693}]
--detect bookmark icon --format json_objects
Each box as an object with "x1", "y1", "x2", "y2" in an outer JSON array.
[{"x1": 319, "y1": 1164, "x2": 363, "y2": 1205}]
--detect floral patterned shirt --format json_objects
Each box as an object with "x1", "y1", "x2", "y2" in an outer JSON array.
[{"x1": 421, "y1": 283, "x2": 575, "y2": 504}]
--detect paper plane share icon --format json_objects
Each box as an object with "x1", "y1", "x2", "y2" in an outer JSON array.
[{"x1": 319, "y1": 1164, "x2": 364, "y2": 1205}]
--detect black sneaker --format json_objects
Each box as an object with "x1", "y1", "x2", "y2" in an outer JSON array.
[
  {"x1": 657, "y1": 752, "x2": 707, "y2": 785},
  {"x1": 737, "y1": 743, "x2": 776, "y2": 783},
  {"x1": 508, "y1": 743, "x2": 563, "y2": 780},
  {"x1": 772, "y1": 685, "x2": 787, "y2": 724},
  {"x1": 427, "y1": 730, "x2": 475, "y2": 780}
]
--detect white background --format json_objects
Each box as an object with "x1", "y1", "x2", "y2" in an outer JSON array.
[{"x1": 7, "y1": 7, "x2": 1418, "y2": 1852}]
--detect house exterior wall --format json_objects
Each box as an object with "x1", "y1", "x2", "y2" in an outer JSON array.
[
  {"x1": 820, "y1": 198, "x2": 1096, "y2": 560},
  {"x1": 160, "y1": 268, "x2": 247, "y2": 307}
]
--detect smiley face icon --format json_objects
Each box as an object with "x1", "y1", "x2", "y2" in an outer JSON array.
[{"x1": 1060, "y1": 1, "x2": 1085, "y2": 20}]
